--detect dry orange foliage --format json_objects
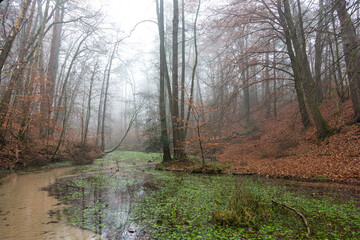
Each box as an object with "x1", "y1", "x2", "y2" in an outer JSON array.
[{"x1": 218, "y1": 98, "x2": 360, "y2": 183}]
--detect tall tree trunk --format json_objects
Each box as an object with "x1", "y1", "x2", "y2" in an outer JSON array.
[
  {"x1": 277, "y1": 0, "x2": 311, "y2": 129},
  {"x1": 53, "y1": 32, "x2": 92, "y2": 125},
  {"x1": 282, "y1": 0, "x2": 331, "y2": 137},
  {"x1": 156, "y1": 0, "x2": 172, "y2": 161},
  {"x1": 42, "y1": 0, "x2": 64, "y2": 137},
  {"x1": 244, "y1": 36, "x2": 251, "y2": 127},
  {"x1": 172, "y1": 0, "x2": 187, "y2": 160},
  {"x1": 96, "y1": 63, "x2": 107, "y2": 148},
  {"x1": 314, "y1": 0, "x2": 325, "y2": 102},
  {"x1": 331, "y1": 10, "x2": 345, "y2": 101},
  {"x1": 82, "y1": 61, "x2": 97, "y2": 148},
  {"x1": 0, "y1": 0, "x2": 32, "y2": 83},
  {"x1": 180, "y1": 0, "x2": 186, "y2": 138},
  {"x1": 265, "y1": 49, "x2": 271, "y2": 118},
  {"x1": 101, "y1": 43, "x2": 118, "y2": 151},
  {"x1": 184, "y1": 0, "x2": 200, "y2": 138},
  {"x1": 335, "y1": 0, "x2": 360, "y2": 122},
  {"x1": 273, "y1": 44, "x2": 277, "y2": 118}
]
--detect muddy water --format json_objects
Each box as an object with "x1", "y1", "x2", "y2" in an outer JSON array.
[{"x1": 0, "y1": 167, "x2": 99, "y2": 240}]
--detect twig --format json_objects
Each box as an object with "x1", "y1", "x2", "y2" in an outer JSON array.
[{"x1": 272, "y1": 200, "x2": 311, "y2": 235}]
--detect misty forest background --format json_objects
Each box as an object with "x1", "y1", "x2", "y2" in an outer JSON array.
[{"x1": 0, "y1": 0, "x2": 360, "y2": 168}]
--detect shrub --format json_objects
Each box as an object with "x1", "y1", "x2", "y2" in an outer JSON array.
[{"x1": 213, "y1": 184, "x2": 272, "y2": 228}]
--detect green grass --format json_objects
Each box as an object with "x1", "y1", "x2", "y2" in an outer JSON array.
[
  {"x1": 72, "y1": 151, "x2": 162, "y2": 174},
  {"x1": 44, "y1": 151, "x2": 360, "y2": 240},
  {"x1": 133, "y1": 171, "x2": 360, "y2": 239}
]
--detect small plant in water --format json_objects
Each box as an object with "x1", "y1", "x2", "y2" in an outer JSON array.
[{"x1": 213, "y1": 183, "x2": 272, "y2": 229}]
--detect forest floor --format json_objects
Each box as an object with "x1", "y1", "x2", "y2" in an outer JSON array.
[{"x1": 163, "y1": 98, "x2": 360, "y2": 184}]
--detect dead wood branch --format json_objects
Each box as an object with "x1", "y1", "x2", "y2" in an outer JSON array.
[{"x1": 272, "y1": 199, "x2": 311, "y2": 235}]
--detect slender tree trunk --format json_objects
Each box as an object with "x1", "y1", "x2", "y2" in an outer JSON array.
[
  {"x1": 331, "y1": 11, "x2": 345, "y2": 100},
  {"x1": 314, "y1": 0, "x2": 325, "y2": 102},
  {"x1": 273, "y1": 45, "x2": 277, "y2": 118},
  {"x1": 82, "y1": 62, "x2": 97, "y2": 148},
  {"x1": 172, "y1": 0, "x2": 187, "y2": 160},
  {"x1": 53, "y1": 32, "x2": 92, "y2": 125},
  {"x1": 329, "y1": 37, "x2": 344, "y2": 100},
  {"x1": 0, "y1": 0, "x2": 32, "y2": 83},
  {"x1": 244, "y1": 36, "x2": 251, "y2": 127},
  {"x1": 101, "y1": 43, "x2": 118, "y2": 151},
  {"x1": 156, "y1": 0, "x2": 172, "y2": 161},
  {"x1": 180, "y1": 0, "x2": 186, "y2": 138},
  {"x1": 265, "y1": 50, "x2": 271, "y2": 118},
  {"x1": 184, "y1": 0, "x2": 200, "y2": 138},
  {"x1": 282, "y1": 0, "x2": 331, "y2": 137},
  {"x1": 335, "y1": 0, "x2": 360, "y2": 122},
  {"x1": 96, "y1": 63, "x2": 107, "y2": 148},
  {"x1": 42, "y1": 0, "x2": 64, "y2": 137}
]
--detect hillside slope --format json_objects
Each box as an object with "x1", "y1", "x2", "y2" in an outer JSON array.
[{"x1": 219, "y1": 99, "x2": 360, "y2": 183}]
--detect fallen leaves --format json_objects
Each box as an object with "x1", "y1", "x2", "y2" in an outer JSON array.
[{"x1": 218, "y1": 99, "x2": 360, "y2": 183}]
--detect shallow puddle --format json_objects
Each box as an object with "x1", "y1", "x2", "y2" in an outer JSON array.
[{"x1": 0, "y1": 167, "x2": 99, "y2": 239}]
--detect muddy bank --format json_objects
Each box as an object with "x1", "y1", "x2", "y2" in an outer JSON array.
[{"x1": 0, "y1": 143, "x2": 104, "y2": 170}]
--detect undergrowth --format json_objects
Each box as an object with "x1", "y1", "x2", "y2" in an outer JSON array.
[
  {"x1": 213, "y1": 183, "x2": 272, "y2": 228},
  {"x1": 133, "y1": 171, "x2": 360, "y2": 239}
]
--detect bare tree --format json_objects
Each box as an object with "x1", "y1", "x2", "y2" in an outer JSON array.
[
  {"x1": 0, "y1": 0, "x2": 32, "y2": 82},
  {"x1": 156, "y1": 0, "x2": 172, "y2": 161},
  {"x1": 335, "y1": 0, "x2": 360, "y2": 122}
]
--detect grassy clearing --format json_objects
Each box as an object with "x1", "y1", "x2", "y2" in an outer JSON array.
[{"x1": 71, "y1": 151, "x2": 162, "y2": 174}]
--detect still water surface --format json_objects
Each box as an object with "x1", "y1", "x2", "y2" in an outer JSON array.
[{"x1": 0, "y1": 167, "x2": 99, "y2": 240}]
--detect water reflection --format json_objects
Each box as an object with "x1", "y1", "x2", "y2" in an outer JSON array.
[{"x1": 50, "y1": 170, "x2": 154, "y2": 239}]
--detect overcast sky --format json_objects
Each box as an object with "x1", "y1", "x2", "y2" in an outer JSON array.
[{"x1": 90, "y1": 0, "x2": 159, "y2": 96}]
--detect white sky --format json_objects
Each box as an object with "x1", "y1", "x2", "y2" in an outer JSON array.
[
  {"x1": 90, "y1": 0, "x2": 160, "y2": 136},
  {"x1": 91, "y1": 0, "x2": 159, "y2": 98},
  {"x1": 92, "y1": 0, "x2": 158, "y2": 55}
]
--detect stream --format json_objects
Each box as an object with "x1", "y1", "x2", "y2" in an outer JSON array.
[
  {"x1": 0, "y1": 153, "x2": 359, "y2": 239},
  {"x1": 0, "y1": 167, "x2": 99, "y2": 239}
]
